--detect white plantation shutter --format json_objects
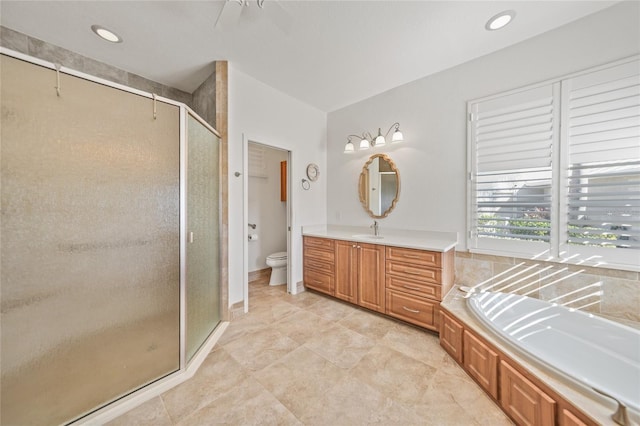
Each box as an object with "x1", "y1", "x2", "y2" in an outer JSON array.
[
  {"x1": 564, "y1": 59, "x2": 640, "y2": 254},
  {"x1": 469, "y1": 84, "x2": 558, "y2": 255}
]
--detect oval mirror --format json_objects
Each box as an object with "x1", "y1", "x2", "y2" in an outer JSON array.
[{"x1": 358, "y1": 154, "x2": 400, "y2": 218}]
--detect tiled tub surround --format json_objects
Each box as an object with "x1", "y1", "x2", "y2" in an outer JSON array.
[
  {"x1": 454, "y1": 251, "x2": 640, "y2": 325},
  {"x1": 440, "y1": 287, "x2": 638, "y2": 426}
]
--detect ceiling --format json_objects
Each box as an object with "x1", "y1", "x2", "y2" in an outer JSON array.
[{"x1": 0, "y1": 1, "x2": 619, "y2": 112}]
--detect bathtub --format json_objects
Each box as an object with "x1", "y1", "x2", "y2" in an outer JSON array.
[{"x1": 466, "y1": 291, "x2": 640, "y2": 423}]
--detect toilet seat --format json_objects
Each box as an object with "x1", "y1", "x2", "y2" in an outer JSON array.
[{"x1": 267, "y1": 251, "x2": 287, "y2": 260}]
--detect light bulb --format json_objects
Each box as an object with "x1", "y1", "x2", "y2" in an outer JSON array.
[{"x1": 391, "y1": 130, "x2": 403, "y2": 143}]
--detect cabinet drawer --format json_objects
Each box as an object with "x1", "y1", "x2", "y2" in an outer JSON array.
[
  {"x1": 500, "y1": 360, "x2": 556, "y2": 426},
  {"x1": 386, "y1": 275, "x2": 441, "y2": 300},
  {"x1": 386, "y1": 261, "x2": 441, "y2": 283},
  {"x1": 304, "y1": 257, "x2": 334, "y2": 274},
  {"x1": 386, "y1": 246, "x2": 441, "y2": 267},
  {"x1": 385, "y1": 290, "x2": 438, "y2": 331},
  {"x1": 304, "y1": 247, "x2": 335, "y2": 263},
  {"x1": 304, "y1": 268, "x2": 334, "y2": 295},
  {"x1": 440, "y1": 311, "x2": 463, "y2": 364},
  {"x1": 463, "y1": 330, "x2": 498, "y2": 400},
  {"x1": 303, "y1": 236, "x2": 334, "y2": 250}
]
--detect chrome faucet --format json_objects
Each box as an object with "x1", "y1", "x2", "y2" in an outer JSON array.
[{"x1": 371, "y1": 220, "x2": 379, "y2": 236}]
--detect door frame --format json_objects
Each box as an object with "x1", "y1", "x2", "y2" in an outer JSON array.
[{"x1": 242, "y1": 134, "x2": 294, "y2": 313}]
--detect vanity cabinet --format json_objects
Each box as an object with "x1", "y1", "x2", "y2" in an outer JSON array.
[
  {"x1": 303, "y1": 236, "x2": 335, "y2": 295},
  {"x1": 384, "y1": 246, "x2": 454, "y2": 332},
  {"x1": 303, "y1": 235, "x2": 454, "y2": 329},
  {"x1": 335, "y1": 240, "x2": 386, "y2": 312}
]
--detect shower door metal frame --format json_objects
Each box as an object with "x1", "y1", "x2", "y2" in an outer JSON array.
[{"x1": 0, "y1": 47, "x2": 228, "y2": 425}]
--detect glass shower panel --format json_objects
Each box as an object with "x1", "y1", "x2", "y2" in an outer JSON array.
[
  {"x1": 186, "y1": 113, "x2": 221, "y2": 362},
  {"x1": 1, "y1": 55, "x2": 181, "y2": 425}
]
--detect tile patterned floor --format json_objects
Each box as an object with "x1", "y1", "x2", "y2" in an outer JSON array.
[{"x1": 108, "y1": 281, "x2": 513, "y2": 425}]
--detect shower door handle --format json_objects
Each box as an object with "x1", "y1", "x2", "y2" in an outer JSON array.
[{"x1": 189, "y1": 232, "x2": 194, "y2": 243}]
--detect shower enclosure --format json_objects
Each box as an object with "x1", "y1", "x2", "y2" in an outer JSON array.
[{"x1": 0, "y1": 51, "x2": 221, "y2": 425}]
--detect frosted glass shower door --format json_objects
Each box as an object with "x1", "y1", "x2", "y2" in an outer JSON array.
[
  {"x1": 186, "y1": 113, "x2": 221, "y2": 362},
  {"x1": 1, "y1": 55, "x2": 180, "y2": 425}
]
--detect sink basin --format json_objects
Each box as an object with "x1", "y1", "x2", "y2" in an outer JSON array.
[{"x1": 352, "y1": 234, "x2": 384, "y2": 240}]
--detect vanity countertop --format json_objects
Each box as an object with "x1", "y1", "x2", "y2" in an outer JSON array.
[{"x1": 302, "y1": 225, "x2": 457, "y2": 252}]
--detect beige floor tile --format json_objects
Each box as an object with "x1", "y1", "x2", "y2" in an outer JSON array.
[
  {"x1": 303, "y1": 295, "x2": 359, "y2": 321},
  {"x1": 281, "y1": 289, "x2": 324, "y2": 308},
  {"x1": 300, "y1": 375, "x2": 425, "y2": 426},
  {"x1": 350, "y1": 344, "x2": 437, "y2": 405},
  {"x1": 176, "y1": 376, "x2": 301, "y2": 426},
  {"x1": 105, "y1": 396, "x2": 172, "y2": 426},
  {"x1": 161, "y1": 347, "x2": 248, "y2": 421},
  {"x1": 380, "y1": 325, "x2": 449, "y2": 368},
  {"x1": 247, "y1": 299, "x2": 302, "y2": 323},
  {"x1": 304, "y1": 324, "x2": 375, "y2": 369},
  {"x1": 223, "y1": 327, "x2": 301, "y2": 372},
  {"x1": 274, "y1": 309, "x2": 336, "y2": 344},
  {"x1": 338, "y1": 308, "x2": 402, "y2": 341},
  {"x1": 253, "y1": 346, "x2": 345, "y2": 419},
  {"x1": 215, "y1": 313, "x2": 269, "y2": 347}
]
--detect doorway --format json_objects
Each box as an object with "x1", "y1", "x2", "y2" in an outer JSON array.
[{"x1": 243, "y1": 139, "x2": 292, "y2": 313}]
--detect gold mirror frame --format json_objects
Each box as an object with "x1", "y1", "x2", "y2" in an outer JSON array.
[{"x1": 358, "y1": 154, "x2": 400, "y2": 219}]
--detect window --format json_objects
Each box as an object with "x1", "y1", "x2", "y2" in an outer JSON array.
[{"x1": 468, "y1": 57, "x2": 640, "y2": 270}]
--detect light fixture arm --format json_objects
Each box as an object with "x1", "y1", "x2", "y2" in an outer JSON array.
[
  {"x1": 343, "y1": 122, "x2": 404, "y2": 153},
  {"x1": 382, "y1": 122, "x2": 401, "y2": 139}
]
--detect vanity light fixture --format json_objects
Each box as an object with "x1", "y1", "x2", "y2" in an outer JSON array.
[
  {"x1": 91, "y1": 25, "x2": 123, "y2": 43},
  {"x1": 485, "y1": 10, "x2": 515, "y2": 31},
  {"x1": 344, "y1": 122, "x2": 403, "y2": 153}
]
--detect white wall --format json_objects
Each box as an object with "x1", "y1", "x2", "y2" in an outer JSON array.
[
  {"x1": 228, "y1": 66, "x2": 327, "y2": 305},
  {"x1": 327, "y1": 2, "x2": 640, "y2": 250},
  {"x1": 247, "y1": 144, "x2": 288, "y2": 272}
]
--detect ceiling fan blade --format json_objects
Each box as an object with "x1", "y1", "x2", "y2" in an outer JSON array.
[{"x1": 214, "y1": 0, "x2": 244, "y2": 31}]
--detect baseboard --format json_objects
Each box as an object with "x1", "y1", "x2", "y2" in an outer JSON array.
[
  {"x1": 229, "y1": 301, "x2": 245, "y2": 319},
  {"x1": 248, "y1": 268, "x2": 271, "y2": 283}
]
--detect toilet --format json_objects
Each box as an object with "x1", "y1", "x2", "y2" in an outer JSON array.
[{"x1": 266, "y1": 251, "x2": 287, "y2": 286}]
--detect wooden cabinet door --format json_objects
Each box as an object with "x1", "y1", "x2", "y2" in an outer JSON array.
[
  {"x1": 440, "y1": 311, "x2": 463, "y2": 364},
  {"x1": 500, "y1": 360, "x2": 556, "y2": 426},
  {"x1": 560, "y1": 409, "x2": 588, "y2": 426},
  {"x1": 358, "y1": 243, "x2": 386, "y2": 313},
  {"x1": 335, "y1": 240, "x2": 357, "y2": 303},
  {"x1": 463, "y1": 330, "x2": 498, "y2": 399}
]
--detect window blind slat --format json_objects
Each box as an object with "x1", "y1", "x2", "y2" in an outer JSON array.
[
  {"x1": 570, "y1": 95, "x2": 639, "y2": 119},
  {"x1": 477, "y1": 105, "x2": 553, "y2": 129},
  {"x1": 570, "y1": 116, "x2": 639, "y2": 137},
  {"x1": 570, "y1": 83, "x2": 639, "y2": 109},
  {"x1": 570, "y1": 105, "x2": 639, "y2": 128}
]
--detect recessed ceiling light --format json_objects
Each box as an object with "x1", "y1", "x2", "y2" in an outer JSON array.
[
  {"x1": 485, "y1": 10, "x2": 516, "y2": 31},
  {"x1": 91, "y1": 25, "x2": 122, "y2": 43}
]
